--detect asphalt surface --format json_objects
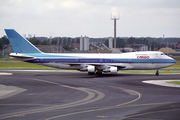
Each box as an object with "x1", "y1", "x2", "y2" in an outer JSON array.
[{"x1": 0, "y1": 70, "x2": 180, "y2": 120}]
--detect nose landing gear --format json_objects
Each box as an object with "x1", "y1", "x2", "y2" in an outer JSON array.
[{"x1": 156, "y1": 70, "x2": 159, "y2": 76}]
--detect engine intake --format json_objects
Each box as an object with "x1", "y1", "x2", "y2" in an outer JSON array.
[
  {"x1": 88, "y1": 66, "x2": 95, "y2": 73},
  {"x1": 110, "y1": 67, "x2": 117, "y2": 74},
  {"x1": 103, "y1": 66, "x2": 117, "y2": 74}
]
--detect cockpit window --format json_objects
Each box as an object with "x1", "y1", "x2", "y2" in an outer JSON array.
[{"x1": 161, "y1": 53, "x2": 165, "y2": 55}]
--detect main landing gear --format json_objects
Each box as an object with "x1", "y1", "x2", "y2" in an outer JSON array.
[
  {"x1": 95, "y1": 71, "x2": 103, "y2": 75},
  {"x1": 88, "y1": 70, "x2": 103, "y2": 75},
  {"x1": 156, "y1": 70, "x2": 159, "y2": 76}
]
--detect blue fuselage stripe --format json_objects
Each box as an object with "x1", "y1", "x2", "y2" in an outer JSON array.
[{"x1": 26, "y1": 58, "x2": 176, "y2": 64}]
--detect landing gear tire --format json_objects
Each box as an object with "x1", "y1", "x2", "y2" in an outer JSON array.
[
  {"x1": 156, "y1": 70, "x2": 159, "y2": 76},
  {"x1": 88, "y1": 72, "x2": 95, "y2": 75}
]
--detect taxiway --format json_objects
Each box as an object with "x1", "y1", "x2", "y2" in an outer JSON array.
[{"x1": 0, "y1": 70, "x2": 180, "y2": 120}]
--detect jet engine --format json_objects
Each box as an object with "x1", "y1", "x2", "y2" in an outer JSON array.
[
  {"x1": 103, "y1": 66, "x2": 117, "y2": 74},
  {"x1": 110, "y1": 67, "x2": 118, "y2": 74},
  {"x1": 87, "y1": 65, "x2": 95, "y2": 73}
]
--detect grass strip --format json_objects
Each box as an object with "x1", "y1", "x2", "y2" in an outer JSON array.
[
  {"x1": 119, "y1": 70, "x2": 180, "y2": 74},
  {"x1": 0, "y1": 62, "x2": 53, "y2": 69},
  {"x1": 167, "y1": 81, "x2": 180, "y2": 85},
  {"x1": 0, "y1": 58, "x2": 18, "y2": 61}
]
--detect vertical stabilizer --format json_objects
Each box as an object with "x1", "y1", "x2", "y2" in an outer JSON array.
[{"x1": 4, "y1": 29, "x2": 41, "y2": 53}]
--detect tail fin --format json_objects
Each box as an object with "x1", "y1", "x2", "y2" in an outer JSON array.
[{"x1": 4, "y1": 29, "x2": 41, "y2": 53}]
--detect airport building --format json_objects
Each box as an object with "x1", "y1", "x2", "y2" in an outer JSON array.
[
  {"x1": 109, "y1": 37, "x2": 113, "y2": 49},
  {"x1": 80, "y1": 36, "x2": 89, "y2": 51}
]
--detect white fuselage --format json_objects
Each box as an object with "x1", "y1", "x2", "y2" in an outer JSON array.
[{"x1": 13, "y1": 51, "x2": 176, "y2": 71}]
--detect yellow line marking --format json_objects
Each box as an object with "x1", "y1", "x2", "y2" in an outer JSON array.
[
  {"x1": 0, "y1": 77, "x2": 105, "y2": 120},
  {"x1": 14, "y1": 115, "x2": 25, "y2": 117},
  {"x1": 44, "y1": 81, "x2": 142, "y2": 120}
]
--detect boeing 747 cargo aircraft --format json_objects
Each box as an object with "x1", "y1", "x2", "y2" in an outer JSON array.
[{"x1": 4, "y1": 29, "x2": 176, "y2": 75}]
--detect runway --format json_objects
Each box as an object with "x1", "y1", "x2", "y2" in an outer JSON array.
[{"x1": 0, "y1": 70, "x2": 180, "y2": 120}]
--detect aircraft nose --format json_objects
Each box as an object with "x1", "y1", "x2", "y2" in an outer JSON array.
[{"x1": 171, "y1": 58, "x2": 177, "y2": 65}]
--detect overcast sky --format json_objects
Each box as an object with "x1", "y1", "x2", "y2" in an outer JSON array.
[{"x1": 0, "y1": 0, "x2": 180, "y2": 38}]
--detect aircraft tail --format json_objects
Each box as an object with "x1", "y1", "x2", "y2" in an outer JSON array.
[{"x1": 4, "y1": 29, "x2": 41, "y2": 53}]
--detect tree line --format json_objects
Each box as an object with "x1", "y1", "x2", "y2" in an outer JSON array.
[
  {"x1": 104, "y1": 37, "x2": 150, "y2": 48},
  {"x1": 0, "y1": 35, "x2": 180, "y2": 52},
  {"x1": 104, "y1": 37, "x2": 179, "y2": 50},
  {"x1": 28, "y1": 37, "x2": 80, "y2": 50},
  {"x1": 0, "y1": 36, "x2": 9, "y2": 51},
  {"x1": 28, "y1": 37, "x2": 80, "y2": 45}
]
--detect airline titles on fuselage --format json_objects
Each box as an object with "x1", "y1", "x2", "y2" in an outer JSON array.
[
  {"x1": 136, "y1": 54, "x2": 150, "y2": 59},
  {"x1": 137, "y1": 56, "x2": 150, "y2": 59}
]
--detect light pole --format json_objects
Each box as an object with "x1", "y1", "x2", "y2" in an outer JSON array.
[{"x1": 111, "y1": 15, "x2": 119, "y2": 48}]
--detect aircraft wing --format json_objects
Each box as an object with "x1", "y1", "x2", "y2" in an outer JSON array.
[
  {"x1": 88, "y1": 63, "x2": 126, "y2": 68},
  {"x1": 68, "y1": 63, "x2": 126, "y2": 72}
]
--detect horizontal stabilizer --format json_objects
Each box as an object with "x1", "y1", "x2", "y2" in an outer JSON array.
[{"x1": 9, "y1": 53, "x2": 34, "y2": 59}]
